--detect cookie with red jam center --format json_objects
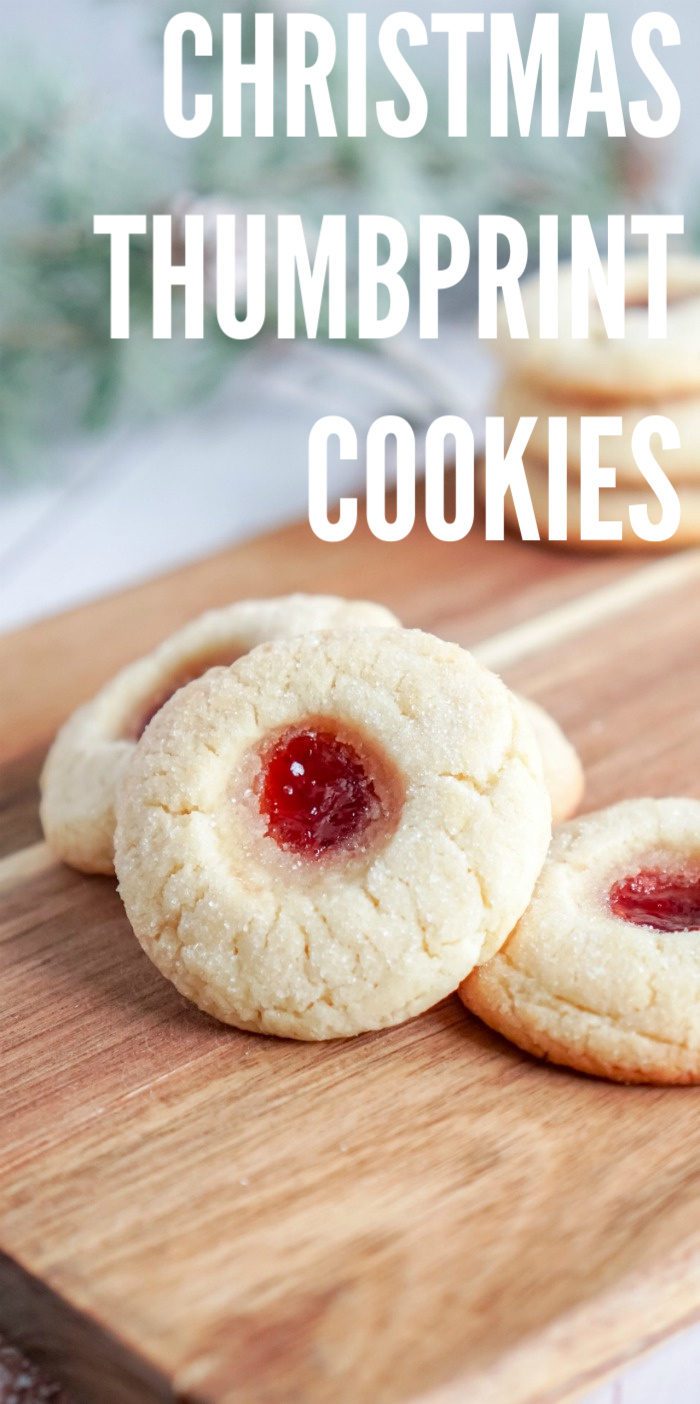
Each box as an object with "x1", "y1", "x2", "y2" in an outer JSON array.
[
  {"x1": 258, "y1": 728, "x2": 384, "y2": 856},
  {"x1": 39, "y1": 594, "x2": 399, "y2": 875},
  {"x1": 461, "y1": 797, "x2": 700, "y2": 1084},
  {"x1": 114, "y1": 627, "x2": 551, "y2": 1040},
  {"x1": 608, "y1": 868, "x2": 700, "y2": 932}
]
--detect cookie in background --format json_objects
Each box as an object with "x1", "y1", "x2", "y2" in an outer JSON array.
[{"x1": 489, "y1": 253, "x2": 700, "y2": 550}]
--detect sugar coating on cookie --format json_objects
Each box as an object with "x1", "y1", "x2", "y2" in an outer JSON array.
[
  {"x1": 461, "y1": 798, "x2": 700, "y2": 1084},
  {"x1": 115, "y1": 628, "x2": 551, "y2": 1040},
  {"x1": 518, "y1": 698, "x2": 584, "y2": 825},
  {"x1": 39, "y1": 595, "x2": 400, "y2": 875},
  {"x1": 497, "y1": 255, "x2": 700, "y2": 400}
]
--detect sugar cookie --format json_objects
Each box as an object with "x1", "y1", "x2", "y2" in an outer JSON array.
[
  {"x1": 115, "y1": 628, "x2": 551, "y2": 1039},
  {"x1": 496, "y1": 375, "x2": 700, "y2": 486},
  {"x1": 497, "y1": 255, "x2": 700, "y2": 401},
  {"x1": 461, "y1": 799, "x2": 700, "y2": 1084},
  {"x1": 519, "y1": 698, "x2": 583, "y2": 824},
  {"x1": 500, "y1": 455, "x2": 700, "y2": 549},
  {"x1": 40, "y1": 595, "x2": 399, "y2": 875}
]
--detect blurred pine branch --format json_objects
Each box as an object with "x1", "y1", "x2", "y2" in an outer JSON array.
[{"x1": 0, "y1": 1, "x2": 672, "y2": 477}]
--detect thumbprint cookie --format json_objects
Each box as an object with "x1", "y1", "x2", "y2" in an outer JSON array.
[
  {"x1": 496, "y1": 375, "x2": 700, "y2": 487},
  {"x1": 114, "y1": 628, "x2": 551, "y2": 1039},
  {"x1": 461, "y1": 798, "x2": 700, "y2": 1084},
  {"x1": 497, "y1": 255, "x2": 700, "y2": 401},
  {"x1": 40, "y1": 595, "x2": 399, "y2": 875},
  {"x1": 518, "y1": 698, "x2": 584, "y2": 825},
  {"x1": 502, "y1": 455, "x2": 700, "y2": 550}
]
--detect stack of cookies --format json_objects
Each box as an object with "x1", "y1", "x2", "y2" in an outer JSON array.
[
  {"x1": 493, "y1": 253, "x2": 700, "y2": 548},
  {"x1": 40, "y1": 592, "x2": 700, "y2": 1084}
]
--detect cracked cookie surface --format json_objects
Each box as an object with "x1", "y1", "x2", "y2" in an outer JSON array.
[
  {"x1": 461, "y1": 798, "x2": 700, "y2": 1084},
  {"x1": 40, "y1": 594, "x2": 398, "y2": 875},
  {"x1": 115, "y1": 627, "x2": 551, "y2": 1039}
]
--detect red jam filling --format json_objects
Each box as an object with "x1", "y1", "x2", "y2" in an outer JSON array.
[
  {"x1": 259, "y1": 728, "x2": 382, "y2": 857},
  {"x1": 609, "y1": 869, "x2": 700, "y2": 933}
]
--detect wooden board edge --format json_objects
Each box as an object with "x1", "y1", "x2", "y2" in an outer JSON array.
[
  {"x1": 0, "y1": 841, "x2": 53, "y2": 892},
  {"x1": 415, "y1": 1237, "x2": 700, "y2": 1404},
  {"x1": 0, "y1": 1250, "x2": 192, "y2": 1404}
]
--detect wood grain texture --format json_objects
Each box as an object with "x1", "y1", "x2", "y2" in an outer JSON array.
[
  {"x1": 0, "y1": 749, "x2": 44, "y2": 860},
  {"x1": 1, "y1": 517, "x2": 699, "y2": 1404}
]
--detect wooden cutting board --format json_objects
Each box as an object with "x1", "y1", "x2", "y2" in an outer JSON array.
[{"x1": 2, "y1": 511, "x2": 700, "y2": 1404}]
